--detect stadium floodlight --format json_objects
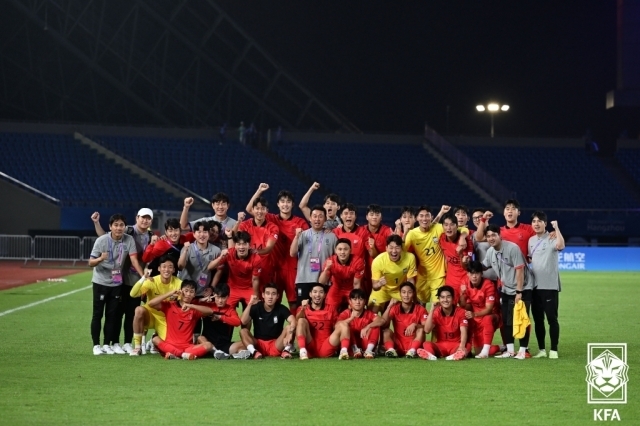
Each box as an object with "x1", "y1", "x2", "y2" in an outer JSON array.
[{"x1": 476, "y1": 102, "x2": 510, "y2": 138}]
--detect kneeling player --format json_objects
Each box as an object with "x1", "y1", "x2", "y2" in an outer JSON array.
[
  {"x1": 420, "y1": 286, "x2": 469, "y2": 361},
  {"x1": 338, "y1": 289, "x2": 380, "y2": 358},
  {"x1": 199, "y1": 283, "x2": 249, "y2": 359},
  {"x1": 459, "y1": 261, "x2": 500, "y2": 358},
  {"x1": 240, "y1": 284, "x2": 296, "y2": 359},
  {"x1": 368, "y1": 282, "x2": 427, "y2": 358},
  {"x1": 148, "y1": 280, "x2": 214, "y2": 360},
  {"x1": 296, "y1": 284, "x2": 350, "y2": 360}
]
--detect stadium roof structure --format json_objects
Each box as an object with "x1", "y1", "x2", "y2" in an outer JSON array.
[{"x1": 1, "y1": 0, "x2": 360, "y2": 133}]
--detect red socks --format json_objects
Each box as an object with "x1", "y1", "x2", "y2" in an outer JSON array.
[{"x1": 297, "y1": 335, "x2": 307, "y2": 350}]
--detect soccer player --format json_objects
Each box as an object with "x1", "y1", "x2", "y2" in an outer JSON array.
[
  {"x1": 404, "y1": 205, "x2": 467, "y2": 304},
  {"x1": 245, "y1": 183, "x2": 308, "y2": 312},
  {"x1": 470, "y1": 208, "x2": 499, "y2": 284},
  {"x1": 208, "y1": 231, "x2": 262, "y2": 309},
  {"x1": 240, "y1": 284, "x2": 296, "y2": 359},
  {"x1": 439, "y1": 213, "x2": 474, "y2": 303},
  {"x1": 367, "y1": 282, "x2": 428, "y2": 358},
  {"x1": 296, "y1": 284, "x2": 351, "y2": 360},
  {"x1": 148, "y1": 281, "x2": 214, "y2": 360},
  {"x1": 337, "y1": 289, "x2": 380, "y2": 358},
  {"x1": 198, "y1": 283, "x2": 249, "y2": 359},
  {"x1": 482, "y1": 224, "x2": 534, "y2": 359},
  {"x1": 528, "y1": 212, "x2": 564, "y2": 359},
  {"x1": 90, "y1": 208, "x2": 154, "y2": 354},
  {"x1": 368, "y1": 235, "x2": 417, "y2": 312},
  {"x1": 453, "y1": 205, "x2": 470, "y2": 229},
  {"x1": 238, "y1": 196, "x2": 279, "y2": 291},
  {"x1": 178, "y1": 221, "x2": 221, "y2": 297},
  {"x1": 361, "y1": 204, "x2": 394, "y2": 289},
  {"x1": 129, "y1": 255, "x2": 182, "y2": 356},
  {"x1": 474, "y1": 199, "x2": 536, "y2": 257},
  {"x1": 333, "y1": 203, "x2": 367, "y2": 262},
  {"x1": 319, "y1": 238, "x2": 366, "y2": 311},
  {"x1": 290, "y1": 205, "x2": 337, "y2": 307},
  {"x1": 142, "y1": 218, "x2": 189, "y2": 276},
  {"x1": 299, "y1": 182, "x2": 341, "y2": 230},
  {"x1": 394, "y1": 206, "x2": 416, "y2": 240},
  {"x1": 88, "y1": 214, "x2": 144, "y2": 356},
  {"x1": 180, "y1": 193, "x2": 238, "y2": 244},
  {"x1": 459, "y1": 261, "x2": 501, "y2": 358},
  {"x1": 420, "y1": 286, "x2": 469, "y2": 361}
]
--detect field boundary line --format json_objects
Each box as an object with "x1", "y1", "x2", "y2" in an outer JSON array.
[{"x1": 0, "y1": 285, "x2": 92, "y2": 317}]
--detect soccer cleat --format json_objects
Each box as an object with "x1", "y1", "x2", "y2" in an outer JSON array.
[
  {"x1": 338, "y1": 349, "x2": 349, "y2": 360},
  {"x1": 214, "y1": 350, "x2": 230, "y2": 360},
  {"x1": 450, "y1": 349, "x2": 466, "y2": 361},
  {"x1": 253, "y1": 351, "x2": 264, "y2": 360},
  {"x1": 122, "y1": 343, "x2": 133, "y2": 354},
  {"x1": 495, "y1": 351, "x2": 516, "y2": 358},
  {"x1": 514, "y1": 351, "x2": 527, "y2": 360},
  {"x1": 474, "y1": 353, "x2": 489, "y2": 359},
  {"x1": 299, "y1": 348, "x2": 309, "y2": 360},
  {"x1": 280, "y1": 350, "x2": 293, "y2": 359},
  {"x1": 405, "y1": 349, "x2": 417, "y2": 358},
  {"x1": 148, "y1": 341, "x2": 159, "y2": 355},
  {"x1": 353, "y1": 349, "x2": 363, "y2": 359},
  {"x1": 533, "y1": 350, "x2": 547, "y2": 358},
  {"x1": 93, "y1": 345, "x2": 103, "y2": 356},
  {"x1": 129, "y1": 347, "x2": 142, "y2": 356},
  {"x1": 288, "y1": 347, "x2": 299, "y2": 356},
  {"x1": 232, "y1": 350, "x2": 251, "y2": 359},
  {"x1": 417, "y1": 349, "x2": 437, "y2": 361},
  {"x1": 364, "y1": 350, "x2": 375, "y2": 359},
  {"x1": 182, "y1": 353, "x2": 197, "y2": 360},
  {"x1": 111, "y1": 343, "x2": 126, "y2": 355},
  {"x1": 385, "y1": 348, "x2": 398, "y2": 358},
  {"x1": 549, "y1": 350, "x2": 558, "y2": 359},
  {"x1": 102, "y1": 345, "x2": 114, "y2": 355},
  {"x1": 164, "y1": 353, "x2": 179, "y2": 360}
]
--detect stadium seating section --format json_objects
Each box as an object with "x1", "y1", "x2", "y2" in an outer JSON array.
[
  {"x1": 0, "y1": 133, "x2": 182, "y2": 208},
  {"x1": 616, "y1": 148, "x2": 640, "y2": 188},
  {"x1": 459, "y1": 146, "x2": 640, "y2": 209}
]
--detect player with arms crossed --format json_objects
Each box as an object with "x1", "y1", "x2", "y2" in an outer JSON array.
[
  {"x1": 420, "y1": 285, "x2": 469, "y2": 361},
  {"x1": 319, "y1": 238, "x2": 365, "y2": 312}
]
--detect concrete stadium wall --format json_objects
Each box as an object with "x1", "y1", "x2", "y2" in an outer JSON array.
[{"x1": 0, "y1": 179, "x2": 60, "y2": 234}]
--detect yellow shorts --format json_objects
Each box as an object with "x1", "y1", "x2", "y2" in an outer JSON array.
[
  {"x1": 143, "y1": 305, "x2": 168, "y2": 340},
  {"x1": 416, "y1": 275, "x2": 445, "y2": 303},
  {"x1": 368, "y1": 287, "x2": 401, "y2": 307}
]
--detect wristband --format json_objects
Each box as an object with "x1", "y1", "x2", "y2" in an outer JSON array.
[
  {"x1": 515, "y1": 290, "x2": 522, "y2": 294},
  {"x1": 480, "y1": 218, "x2": 487, "y2": 223}
]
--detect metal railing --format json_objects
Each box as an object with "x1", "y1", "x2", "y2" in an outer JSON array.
[
  {"x1": 81, "y1": 236, "x2": 98, "y2": 261},
  {"x1": 0, "y1": 171, "x2": 61, "y2": 205},
  {"x1": 0, "y1": 235, "x2": 34, "y2": 263},
  {"x1": 33, "y1": 236, "x2": 82, "y2": 266}
]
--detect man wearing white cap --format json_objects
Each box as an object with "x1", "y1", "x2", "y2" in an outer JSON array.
[{"x1": 91, "y1": 208, "x2": 156, "y2": 353}]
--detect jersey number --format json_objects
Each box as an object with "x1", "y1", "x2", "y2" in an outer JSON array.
[
  {"x1": 311, "y1": 321, "x2": 325, "y2": 330},
  {"x1": 178, "y1": 321, "x2": 186, "y2": 330},
  {"x1": 424, "y1": 247, "x2": 436, "y2": 256}
]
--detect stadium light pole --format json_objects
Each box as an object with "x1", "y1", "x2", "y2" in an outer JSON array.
[{"x1": 476, "y1": 103, "x2": 509, "y2": 137}]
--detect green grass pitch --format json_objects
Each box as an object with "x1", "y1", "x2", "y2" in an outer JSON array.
[{"x1": 0, "y1": 272, "x2": 637, "y2": 425}]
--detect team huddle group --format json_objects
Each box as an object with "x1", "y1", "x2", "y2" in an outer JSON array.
[{"x1": 89, "y1": 181, "x2": 564, "y2": 361}]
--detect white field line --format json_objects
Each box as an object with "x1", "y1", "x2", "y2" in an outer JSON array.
[{"x1": 0, "y1": 285, "x2": 92, "y2": 317}]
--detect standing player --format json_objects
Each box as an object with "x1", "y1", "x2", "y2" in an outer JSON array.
[
  {"x1": 142, "y1": 218, "x2": 189, "y2": 276},
  {"x1": 88, "y1": 214, "x2": 144, "y2": 355},
  {"x1": 299, "y1": 182, "x2": 341, "y2": 230},
  {"x1": 129, "y1": 255, "x2": 182, "y2": 356},
  {"x1": 367, "y1": 282, "x2": 428, "y2": 358},
  {"x1": 319, "y1": 238, "x2": 366, "y2": 311},
  {"x1": 333, "y1": 203, "x2": 367, "y2": 262},
  {"x1": 470, "y1": 208, "x2": 499, "y2": 284},
  {"x1": 290, "y1": 206, "x2": 337, "y2": 308},
  {"x1": 439, "y1": 213, "x2": 474, "y2": 304},
  {"x1": 369, "y1": 235, "x2": 417, "y2": 312},
  {"x1": 394, "y1": 206, "x2": 416, "y2": 240},
  {"x1": 528, "y1": 212, "x2": 564, "y2": 359},
  {"x1": 453, "y1": 205, "x2": 471, "y2": 230},
  {"x1": 148, "y1": 281, "x2": 214, "y2": 360},
  {"x1": 178, "y1": 221, "x2": 221, "y2": 297},
  {"x1": 459, "y1": 261, "x2": 501, "y2": 358},
  {"x1": 338, "y1": 289, "x2": 380, "y2": 358},
  {"x1": 208, "y1": 231, "x2": 262, "y2": 309},
  {"x1": 240, "y1": 285, "x2": 296, "y2": 359},
  {"x1": 474, "y1": 199, "x2": 536, "y2": 257},
  {"x1": 180, "y1": 194, "x2": 237, "y2": 246},
  {"x1": 420, "y1": 286, "x2": 469, "y2": 361},
  {"x1": 360, "y1": 204, "x2": 394, "y2": 294},
  {"x1": 296, "y1": 283, "x2": 351, "y2": 360}
]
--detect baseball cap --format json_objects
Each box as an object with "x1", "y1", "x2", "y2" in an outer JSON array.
[{"x1": 137, "y1": 208, "x2": 154, "y2": 219}]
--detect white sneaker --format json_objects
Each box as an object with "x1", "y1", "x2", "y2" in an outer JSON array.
[
  {"x1": 549, "y1": 350, "x2": 558, "y2": 359},
  {"x1": 515, "y1": 351, "x2": 527, "y2": 360},
  {"x1": 102, "y1": 345, "x2": 114, "y2": 355},
  {"x1": 533, "y1": 350, "x2": 547, "y2": 358},
  {"x1": 129, "y1": 347, "x2": 142, "y2": 356},
  {"x1": 338, "y1": 349, "x2": 349, "y2": 360},
  {"x1": 182, "y1": 353, "x2": 197, "y2": 360},
  {"x1": 299, "y1": 348, "x2": 309, "y2": 360},
  {"x1": 147, "y1": 340, "x2": 158, "y2": 354},
  {"x1": 495, "y1": 351, "x2": 515, "y2": 358},
  {"x1": 111, "y1": 343, "x2": 126, "y2": 355},
  {"x1": 214, "y1": 350, "x2": 230, "y2": 360},
  {"x1": 93, "y1": 345, "x2": 103, "y2": 355},
  {"x1": 232, "y1": 350, "x2": 251, "y2": 359},
  {"x1": 122, "y1": 343, "x2": 133, "y2": 354}
]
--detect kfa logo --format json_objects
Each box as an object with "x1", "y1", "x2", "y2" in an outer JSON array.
[
  {"x1": 593, "y1": 409, "x2": 621, "y2": 421},
  {"x1": 586, "y1": 343, "x2": 628, "y2": 404}
]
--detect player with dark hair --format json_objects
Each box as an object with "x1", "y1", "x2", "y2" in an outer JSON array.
[
  {"x1": 319, "y1": 238, "x2": 366, "y2": 311},
  {"x1": 369, "y1": 234, "x2": 417, "y2": 312},
  {"x1": 439, "y1": 213, "x2": 474, "y2": 304},
  {"x1": 395, "y1": 206, "x2": 416, "y2": 239},
  {"x1": 453, "y1": 205, "x2": 470, "y2": 229},
  {"x1": 178, "y1": 221, "x2": 221, "y2": 297},
  {"x1": 142, "y1": 218, "x2": 189, "y2": 276},
  {"x1": 338, "y1": 289, "x2": 380, "y2": 359},
  {"x1": 180, "y1": 193, "x2": 238, "y2": 242},
  {"x1": 474, "y1": 199, "x2": 536, "y2": 257},
  {"x1": 420, "y1": 285, "x2": 469, "y2": 361},
  {"x1": 299, "y1": 182, "x2": 341, "y2": 230}
]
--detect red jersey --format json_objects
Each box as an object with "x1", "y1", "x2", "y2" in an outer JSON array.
[
  {"x1": 142, "y1": 234, "x2": 191, "y2": 263},
  {"x1": 323, "y1": 255, "x2": 365, "y2": 292},
  {"x1": 439, "y1": 233, "x2": 474, "y2": 286},
  {"x1": 388, "y1": 303, "x2": 428, "y2": 341},
  {"x1": 266, "y1": 213, "x2": 308, "y2": 270},
  {"x1": 430, "y1": 305, "x2": 469, "y2": 343},
  {"x1": 337, "y1": 308, "x2": 377, "y2": 333},
  {"x1": 201, "y1": 302, "x2": 242, "y2": 341},
  {"x1": 160, "y1": 301, "x2": 204, "y2": 346},
  {"x1": 304, "y1": 302, "x2": 337, "y2": 341},
  {"x1": 465, "y1": 279, "x2": 497, "y2": 314},
  {"x1": 217, "y1": 248, "x2": 262, "y2": 291},
  {"x1": 500, "y1": 223, "x2": 535, "y2": 256},
  {"x1": 333, "y1": 225, "x2": 368, "y2": 260},
  {"x1": 360, "y1": 224, "x2": 393, "y2": 265},
  {"x1": 239, "y1": 219, "x2": 279, "y2": 267}
]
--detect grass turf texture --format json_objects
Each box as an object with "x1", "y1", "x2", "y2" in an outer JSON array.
[{"x1": 0, "y1": 272, "x2": 637, "y2": 425}]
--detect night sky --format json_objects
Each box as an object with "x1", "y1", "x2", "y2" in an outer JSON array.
[{"x1": 216, "y1": 1, "x2": 616, "y2": 137}]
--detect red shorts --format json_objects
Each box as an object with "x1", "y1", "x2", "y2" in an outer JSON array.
[
  {"x1": 255, "y1": 338, "x2": 282, "y2": 357},
  {"x1": 350, "y1": 327, "x2": 380, "y2": 350},
  {"x1": 227, "y1": 287, "x2": 255, "y2": 309},
  {"x1": 276, "y1": 267, "x2": 297, "y2": 304},
  {"x1": 306, "y1": 337, "x2": 338, "y2": 358},
  {"x1": 470, "y1": 314, "x2": 500, "y2": 348},
  {"x1": 423, "y1": 341, "x2": 460, "y2": 358},
  {"x1": 393, "y1": 334, "x2": 417, "y2": 357},
  {"x1": 326, "y1": 286, "x2": 351, "y2": 309}
]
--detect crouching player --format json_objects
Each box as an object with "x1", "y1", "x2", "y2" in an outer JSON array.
[
  {"x1": 296, "y1": 284, "x2": 351, "y2": 360},
  {"x1": 459, "y1": 261, "x2": 501, "y2": 358},
  {"x1": 148, "y1": 280, "x2": 214, "y2": 360},
  {"x1": 368, "y1": 282, "x2": 427, "y2": 358},
  {"x1": 420, "y1": 286, "x2": 469, "y2": 361},
  {"x1": 240, "y1": 284, "x2": 296, "y2": 359},
  {"x1": 199, "y1": 283, "x2": 249, "y2": 360},
  {"x1": 337, "y1": 289, "x2": 379, "y2": 358}
]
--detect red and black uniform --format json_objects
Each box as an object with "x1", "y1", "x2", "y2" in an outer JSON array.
[
  {"x1": 249, "y1": 302, "x2": 292, "y2": 357},
  {"x1": 216, "y1": 248, "x2": 262, "y2": 308},
  {"x1": 323, "y1": 254, "x2": 366, "y2": 309},
  {"x1": 337, "y1": 308, "x2": 379, "y2": 353},
  {"x1": 156, "y1": 301, "x2": 208, "y2": 358},
  {"x1": 423, "y1": 305, "x2": 469, "y2": 357},
  {"x1": 239, "y1": 218, "x2": 279, "y2": 289},
  {"x1": 384, "y1": 303, "x2": 428, "y2": 356}
]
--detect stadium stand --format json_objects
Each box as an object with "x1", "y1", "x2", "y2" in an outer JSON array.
[
  {"x1": 616, "y1": 148, "x2": 640, "y2": 187},
  {"x1": 0, "y1": 132, "x2": 181, "y2": 208},
  {"x1": 458, "y1": 146, "x2": 640, "y2": 209}
]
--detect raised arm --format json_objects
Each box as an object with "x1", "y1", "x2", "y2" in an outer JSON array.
[
  {"x1": 290, "y1": 228, "x2": 303, "y2": 258},
  {"x1": 299, "y1": 182, "x2": 320, "y2": 222},
  {"x1": 432, "y1": 205, "x2": 451, "y2": 224},
  {"x1": 551, "y1": 221, "x2": 565, "y2": 251},
  {"x1": 91, "y1": 212, "x2": 106, "y2": 237},
  {"x1": 474, "y1": 211, "x2": 493, "y2": 241},
  {"x1": 245, "y1": 183, "x2": 269, "y2": 215},
  {"x1": 180, "y1": 197, "x2": 194, "y2": 230},
  {"x1": 178, "y1": 242, "x2": 191, "y2": 270},
  {"x1": 318, "y1": 259, "x2": 332, "y2": 285},
  {"x1": 148, "y1": 290, "x2": 179, "y2": 310}
]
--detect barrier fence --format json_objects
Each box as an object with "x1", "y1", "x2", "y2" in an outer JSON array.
[
  {"x1": 0, "y1": 235, "x2": 33, "y2": 263},
  {"x1": 0, "y1": 235, "x2": 97, "y2": 265}
]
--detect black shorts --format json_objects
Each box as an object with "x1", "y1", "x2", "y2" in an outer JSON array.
[
  {"x1": 500, "y1": 290, "x2": 532, "y2": 327},
  {"x1": 296, "y1": 282, "x2": 326, "y2": 305}
]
